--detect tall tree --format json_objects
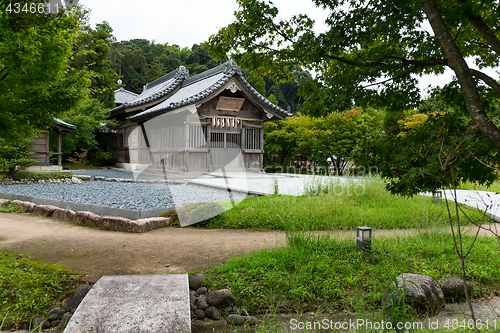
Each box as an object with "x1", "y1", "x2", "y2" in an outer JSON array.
[
  {"x1": 205, "y1": 0, "x2": 500, "y2": 151},
  {"x1": 0, "y1": 0, "x2": 89, "y2": 141}
]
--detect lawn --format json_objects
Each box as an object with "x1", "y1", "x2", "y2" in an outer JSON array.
[
  {"x1": 205, "y1": 179, "x2": 486, "y2": 230},
  {"x1": 455, "y1": 179, "x2": 500, "y2": 193},
  {"x1": 0, "y1": 252, "x2": 83, "y2": 328},
  {"x1": 204, "y1": 231, "x2": 500, "y2": 316}
]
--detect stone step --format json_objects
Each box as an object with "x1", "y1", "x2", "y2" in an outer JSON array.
[{"x1": 64, "y1": 274, "x2": 191, "y2": 333}]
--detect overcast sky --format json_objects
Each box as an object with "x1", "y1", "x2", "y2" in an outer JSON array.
[{"x1": 79, "y1": 0, "x2": 497, "y2": 95}]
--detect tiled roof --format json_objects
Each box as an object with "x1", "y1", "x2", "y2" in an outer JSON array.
[
  {"x1": 123, "y1": 66, "x2": 189, "y2": 107},
  {"x1": 53, "y1": 117, "x2": 76, "y2": 130},
  {"x1": 114, "y1": 87, "x2": 138, "y2": 105},
  {"x1": 128, "y1": 61, "x2": 291, "y2": 120}
]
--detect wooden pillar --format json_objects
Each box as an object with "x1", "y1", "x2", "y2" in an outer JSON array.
[
  {"x1": 206, "y1": 125, "x2": 211, "y2": 171},
  {"x1": 259, "y1": 127, "x2": 264, "y2": 170},
  {"x1": 184, "y1": 123, "x2": 190, "y2": 172},
  {"x1": 57, "y1": 130, "x2": 62, "y2": 166}
]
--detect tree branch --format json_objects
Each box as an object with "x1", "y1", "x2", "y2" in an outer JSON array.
[
  {"x1": 323, "y1": 54, "x2": 447, "y2": 68},
  {"x1": 470, "y1": 69, "x2": 500, "y2": 95},
  {"x1": 362, "y1": 66, "x2": 418, "y2": 88},
  {"x1": 458, "y1": 0, "x2": 500, "y2": 56}
]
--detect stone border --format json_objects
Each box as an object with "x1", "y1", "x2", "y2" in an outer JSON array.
[{"x1": 0, "y1": 199, "x2": 171, "y2": 233}]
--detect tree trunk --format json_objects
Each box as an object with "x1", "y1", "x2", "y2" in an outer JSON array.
[{"x1": 421, "y1": 0, "x2": 500, "y2": 151}]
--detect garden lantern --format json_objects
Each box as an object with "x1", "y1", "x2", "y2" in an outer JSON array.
[
  {"x1": 432, "y1": 191, "x2": 442, "y2": 204},
  {"x1": 356, "y1": 226, "x2": 372, "y2": 253}
]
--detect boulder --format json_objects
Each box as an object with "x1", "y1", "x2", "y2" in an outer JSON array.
[
  {"x1": 131, "y1": 217, "x2": 171, "y2": 232},
  {"x1": 100, "y1": 215, "x2": 132, "y2": 231},
  {"x1": 206, "y1": 289, "x2": 235, "y2": 308},
  {"x1": 32, "y1": 317, "x2": 50, "y2": 330},
  {"x1": 244, "y1": 316, "x2": 258, "y2": 326},
  {"x1": 13, "y1": 200, "x2": 36, "y2": 212},
  {"x1": 189, "y1": 273, "x2": 205, "y2": 290},
  {"x1": 52, "y1": 209, "x2": 76, "y2": 221},
  {"x1": 58, "y1": 312, "x2": 72, "y2": 330},
  {"x1": 193, "y1": 309, "x2": 205, "y2": 320},
  {"x1": 440, "y1": 277, "x2": 473, "y2": 302},
  {"x1": 33, "y1": 205, "x2": 59, "y2": 217},
  {"x1": 382, "y1": 273, "x2": 444, "y2": 314},
  {"x1": 71, "y1": 177, "x2": 83, "y2": 184},
  {"x1": 197, "y1": 287, "x2": 207, "y2": 295},
  {"x1": 75, "y1": 175, "x2": 91, "y2": 181},
  {"x1": 48, "y1": 307, "x2": 62, "y2": 321},
  {"x1": 62, "y1": 284, "x2": 92, "y2": 311},
  {"x1": 74, "y1": 211, "x2": 100, "y2": 227},
  {"x1": 195, "y1": 299, "x2": 209, "y2": 310},
  {"x1": 94, "y1": 176, "x2": 105, "y2": 181},
  {"x1": 227, "y1": 314, "x2": 245, "y2": 326},
  {"x1": 204, "y1": 307, "x2": 220, "y2": 320},
  {"x1": 0, "y1": 199, "x2": 10, "y2": 208}
]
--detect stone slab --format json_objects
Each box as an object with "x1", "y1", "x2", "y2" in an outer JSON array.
[{"x1": 64, "y1": 274, "x2": 191, "y2": 333}]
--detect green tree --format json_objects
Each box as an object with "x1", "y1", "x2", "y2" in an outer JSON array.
[
  {"x1": 0, "y1": 0, "x2": 90, "y2": 141},
  {"x1": 205, "y1": 0, "x2": 500, "y2": 151}
]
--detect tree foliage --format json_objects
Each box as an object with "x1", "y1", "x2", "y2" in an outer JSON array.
[
  {"x1": 0, "y1": 0, "x2": 90, "y2": 141},
  {"x1": 265, "y1": 109, "x2": 382, "y2": 174},
  {"x1": 205, "y1": 0, "x2": 500, "y2": 151}
]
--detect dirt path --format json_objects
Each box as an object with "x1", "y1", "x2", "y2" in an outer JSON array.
[
  {"x1": 1, "y1": 212, "x2": 499, "y2": 283},
  {"x1": 0, "y1": 212, "x2": 290, "y2": 282}
]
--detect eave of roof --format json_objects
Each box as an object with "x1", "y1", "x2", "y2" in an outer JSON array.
[
  {"x1": 114, "y1": 87, "x2": 139, "y2": 104},
  {"x1": 53, "y1": 117, "x2": 77, "y2": 130},
  {"x1": 128, "y1": 61, "x2": 291, "y2": 121}
]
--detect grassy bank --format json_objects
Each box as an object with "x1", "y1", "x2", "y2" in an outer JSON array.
[
  {"x1": 455, "y1": 179, "x2": 500, "y2": 193},
  {"x1": 204, "y1": 232, "x2": 500, "y2": 316},
  {"x1": 205, "y1": 179, "x2": 485, "y2": 230},
  {"x1": 0, "y1": 252, "x2": 82, "y2": 327}
]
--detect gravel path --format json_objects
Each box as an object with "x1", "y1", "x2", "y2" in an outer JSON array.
[{"x1": 0, "y1": 170, "x2": 247, "y2": 211}]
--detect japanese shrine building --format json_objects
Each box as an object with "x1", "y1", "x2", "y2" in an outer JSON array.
[{"x1": 108, "y1": 61, "x2": 290, "y2": 172}]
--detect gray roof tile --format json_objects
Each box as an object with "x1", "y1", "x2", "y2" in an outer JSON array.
[{"x1": 128, "y1": 61, "x2": 291, "y2": 120}]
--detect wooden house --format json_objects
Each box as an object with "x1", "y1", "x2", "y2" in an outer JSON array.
[
  {"x1": 108, "y1": 61, "x2": 290, "y2": 172},
  {"x1": 27, "y1": 118, "x2": 76, "y2": 172}
]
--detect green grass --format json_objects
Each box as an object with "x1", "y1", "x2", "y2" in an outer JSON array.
[
  {"x1": 205, "y1": 179, "x2": 486, "y2": 230},
  {"x1": 455, "y1": 179, "x2": 500, "y2": 193},
  {"x1": 0, "y1": 202, "x2": 26, "y2": 213},
  {"x1": 62, "y1": 163, "x2": 102, "y2": 170},
  {"x1": 10, "y1": 172, "x2": 73, "y2": 180},
  {"x1": 0, "y1": 252, "x2": 82, "y2": 327},
  {"x1": 204, "y1": 231, "x2": 500, "y2": 316}
]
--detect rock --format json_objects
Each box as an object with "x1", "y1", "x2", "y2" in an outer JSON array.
[
  {"x1": 62, "y1": 284, "x2": 92, "y2": 311},
  {"x1": 440, "y1": 277, "x2": 473, "y2": 302},
  {"x1": 190, "y1": 303, "x2": 196, "y2": 311},
  {"x1": 227, "y1": 314, "x2": 245, "y2": 326},
  {"x1": 190, "y1": 294, "x2": 197, "y2": 305},
  {"x1": 48, "y1": 307, "x2": 62, "y2": 320},
  {"x1": 0, "y1": 199, "x2": 10, "y2": 208},
  {"x1": 204, "y1": 307, "x2": 220, "y2": 320},
  {"x1": 74, "y1": 211, "x2": 100, "y2": 227},
  {"x1": 100, "y1": 215, "x2": 132, "y2": 231},
  {"x1": 193, "y1": 309, "x2": 206, "y2": 320},
  {"x1": 51, "y1": 319, "x2": 61, "y2": 327},
  {"x1": 382, "y1": 273, "x2": 444, "y2": 314},
  {"x1": 71, "y1": 177, "x2": 83, "y2": 184},
  {"x1": 197, "y1": 287, "x2": 207, "y2": 295},
  {"x1": 33, "y1": 205, "x2": 59, "y2": 217},
  {"x1": 206, "y1": 289, "x2": 235, "y2": 308},
  {"x1": 224, "y1": 306, "x2": 237, "y2": 313},
  {"x1": 94, "y1": 176, "x2": 105, "y2": 181},
  {"x1": 189, "y1": 273, "x2": 205, "y2": 290},
  {"x1": 131, "y1": 217, "x2": 171, "y2": 233},
  {"x1": 197, "y1": 294, "x2": 206, "y2": 300},
  {"x1": 75, "y1": 175, "x2": 91, "y2": 181},
  {"x1": 244, "y1": 316, "x2": 258, "y2": 326},
  {"x1": 106, "y1": 178, "x2": 118, "y2": 182},
  {"x1": 59, "y1": 312, "x2": 72, "y2": 329},
  {"x1": 32, "y1": 317, "x2": 50, "y2": 330},
  {"x1": 195, "y1": 299, "x2": 209, "y2": 310},
  {"x1": 15, "y1": 200, "x2": 36, "y2": 212},
  {"x1": 53, "y1": 209, "x2": 76, "y2": 221}
]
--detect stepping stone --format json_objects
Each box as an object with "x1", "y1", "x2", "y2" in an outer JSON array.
[{"x1": 64, "y1": 274, "x2": 191, "y2": 333}]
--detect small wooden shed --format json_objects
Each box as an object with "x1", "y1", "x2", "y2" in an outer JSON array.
[
  {"x1": 108, "y1": 61, "x2": 290, "y2": 172},
  {"x1": 29, "y1": 118, "x2": 76, "y2": 168}
]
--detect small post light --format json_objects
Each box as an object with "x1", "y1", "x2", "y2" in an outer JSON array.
[
  {"x1": 357, "y1": 226, "x2": 372, "y2": 253},
  {"x1": 432, "y1": 191, "x2": 442, "y2": 204}
]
